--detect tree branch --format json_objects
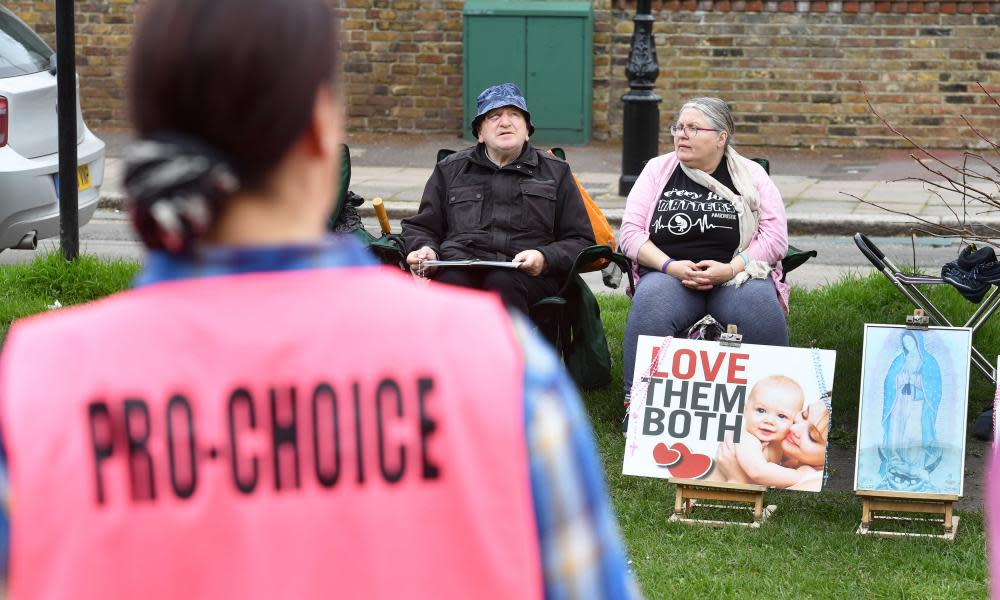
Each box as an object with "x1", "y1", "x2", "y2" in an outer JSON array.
[{"x1": 859, "y1": 82, "x2": 1000, "y2": 247}]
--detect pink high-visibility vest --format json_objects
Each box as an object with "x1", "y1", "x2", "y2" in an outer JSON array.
[
  {"x1": 0, "y1": 267, "x2": 542, "y2": 600},
  {"x1": 990, "y1": 451, "x2": 1000, "y2": 599}
]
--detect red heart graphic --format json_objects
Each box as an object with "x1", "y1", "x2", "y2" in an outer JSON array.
[
  {"x1": 670, "y1": 442, "x2": 692, "y2": 455},
  {"x1": 652, "y1": 442, "x2": 681, "y2": 467},
  {"x1": 667, "y1": 443, "x2": 714, "y2": 479}
]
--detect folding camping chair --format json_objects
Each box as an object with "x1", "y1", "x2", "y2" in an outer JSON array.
[
  {"x1": 854, "y1": 232, "x2": 999, "y2": 386},
  {"x1": 328, "y1": 143, "x2": 407, "y2": 270},
  {"x1": 531, "y1": 244, "x2": 634, "y2": 390}
]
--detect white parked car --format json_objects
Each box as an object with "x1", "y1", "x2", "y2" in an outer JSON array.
[{"x1": 0, "y1": 5, "x2": 104, "y2": 251}]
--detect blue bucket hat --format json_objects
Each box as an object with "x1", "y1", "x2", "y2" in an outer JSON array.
[{"x1": 471, "y1": 82, "x2": 534, "y2": 137}]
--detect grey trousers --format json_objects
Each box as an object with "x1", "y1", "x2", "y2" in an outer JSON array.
[{"x1": 622, "y1": 271, "x2": 789, "y2": 399}]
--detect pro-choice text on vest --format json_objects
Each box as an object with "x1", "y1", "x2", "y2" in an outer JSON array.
[{"x1": 86, "y1": 376, "x2": 441, "y2": 505}]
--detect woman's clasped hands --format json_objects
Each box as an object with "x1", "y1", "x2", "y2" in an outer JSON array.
[{"x1": 667, "y1": 259, "x2": 736, "y2": 290}]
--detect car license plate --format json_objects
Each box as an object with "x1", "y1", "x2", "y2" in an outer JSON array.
[{"x1": 53, "y1": 164, "x2": 92, "y2": 198}]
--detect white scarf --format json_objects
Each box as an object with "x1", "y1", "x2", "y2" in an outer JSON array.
[{"x1": 677, "y1": 146, "x2": 771, "y2": 286}]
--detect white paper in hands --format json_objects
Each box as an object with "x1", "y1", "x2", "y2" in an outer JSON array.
[{"x1": 419, "y1": 259, "x2": 521, "y2": 269}]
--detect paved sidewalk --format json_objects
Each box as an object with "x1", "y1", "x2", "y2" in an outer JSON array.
[{"x1": 97, "y1": 130, "x2": 1000, "y2": 236}]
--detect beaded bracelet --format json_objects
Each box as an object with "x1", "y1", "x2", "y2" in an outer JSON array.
[{"x1": 660, "y1": 258, "x2": 674, "y2": 274}]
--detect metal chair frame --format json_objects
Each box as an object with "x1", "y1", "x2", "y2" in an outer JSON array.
[{"x1": 854, "y1": 232, "x2": 999, "y2": 386}]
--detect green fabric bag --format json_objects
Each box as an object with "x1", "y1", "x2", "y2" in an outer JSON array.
[
  {"x1": 352, "y1": 228, "x2": 406, "y2": 270},
  {"x1": 331, "y1": 144, "x2": 351, "y2": 224},
  {"x1": 562, "y1": 276, "x2": 613, "y2": 391}
]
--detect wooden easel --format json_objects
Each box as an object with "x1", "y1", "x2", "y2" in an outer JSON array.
[
  {"x1": 666, "y1": 325, "x2": 776, "y2": 528},
  {"x1": 669, "y1": 478, "x2": 776, "y2": 528},
  {"x1": 854, "y1": 310, "x2": 961, "y2": 541},
  {"x1": 856, "y1": 490, "x2": 959, "y2": 540}
]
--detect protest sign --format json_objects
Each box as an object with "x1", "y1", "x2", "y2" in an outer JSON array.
[{"x1": 623, "y1": 335, "x2": 836, "y2": 492}]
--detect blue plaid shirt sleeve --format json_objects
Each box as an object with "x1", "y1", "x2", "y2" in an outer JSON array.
[
  {"x1": 511, "y1": 314, "x2": 640, "y2": 600},
  {"x1": 0, "y1": 436, "x2": 8, "y2": 579}
]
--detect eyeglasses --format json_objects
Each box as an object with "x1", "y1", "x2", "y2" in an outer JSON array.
[{"x1": 670, "y1": 124, "x2": 721, "y2": 138}]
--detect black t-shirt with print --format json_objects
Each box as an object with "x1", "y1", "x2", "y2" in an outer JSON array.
[{"x1": 647, "y1": 161, "x2": 740, "y2": 263}]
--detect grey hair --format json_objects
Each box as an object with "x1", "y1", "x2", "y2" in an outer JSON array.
[{"x1": 680, "y1": 97, "x2": 735, "y2": 146}]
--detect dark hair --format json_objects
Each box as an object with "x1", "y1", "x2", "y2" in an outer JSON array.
[{"x1": 125, "y1": 0, "x2": 338, "y2": 253}]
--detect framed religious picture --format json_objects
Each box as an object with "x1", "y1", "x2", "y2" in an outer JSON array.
[
  {"x1": 622, "y1": 335, "x2": 836, "y2": 492},
  {"x1": 854, "y1": 325, "x2": 973, "y2": 496}
]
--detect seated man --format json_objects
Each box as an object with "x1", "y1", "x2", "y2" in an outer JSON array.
[{"x1": 402, "y1": 82, "x2": 594, "y2": 316}]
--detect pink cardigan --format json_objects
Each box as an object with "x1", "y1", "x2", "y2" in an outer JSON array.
[{"x1": 619, "y1": 152, "x2": 790, "y2": 311}]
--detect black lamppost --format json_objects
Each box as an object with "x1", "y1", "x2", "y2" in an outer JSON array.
[
  {"x1": 56, "y1": 0, "x2": 79, "y2": 261},
  {"x1": 618, "y1": 0, "x2": 661, "y2": 196}
]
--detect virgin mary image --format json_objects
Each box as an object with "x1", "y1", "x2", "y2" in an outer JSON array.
[{"x1": 878, "y1": 330, "x2": 943, "y2": 491}]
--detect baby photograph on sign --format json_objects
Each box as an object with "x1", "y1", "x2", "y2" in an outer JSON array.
[
  {"x1": 622, "y1": 335, "x2": 837, "y2": 492},
  {"x1": 854, "y1": 325, "x2": 972, "y2": 496}
]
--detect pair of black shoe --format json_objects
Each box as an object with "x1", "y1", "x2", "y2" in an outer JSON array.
[{"x1": 941, "y1": 244, "x2": 999, "y2": 303}]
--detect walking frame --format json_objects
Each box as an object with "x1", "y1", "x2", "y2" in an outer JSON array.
[{"x1": 854, "y1": 232, "x2": 999, "y2": 387}]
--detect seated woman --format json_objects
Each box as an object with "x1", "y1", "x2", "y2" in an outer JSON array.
[
  {"x1": 619, "y1": 97, "x2": 789, "y2": 425},
  {"x1": 714, "y1": 399, "x2": 830, "y2": 492}
]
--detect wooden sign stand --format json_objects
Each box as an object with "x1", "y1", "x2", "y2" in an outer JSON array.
[
  {"x1": 856, "y1": 490, "x2": 959, "y2": 541},
  {"x1": 665, "y1": 325, "x2": 777, "y2": 529},
  {"x1": 669, "y1": 478, "x2": 775, "y2": 528},
  {"x1": 854, "y1": 310, "x2": 961, "y2": 541}
]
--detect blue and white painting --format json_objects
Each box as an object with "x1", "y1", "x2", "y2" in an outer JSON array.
[{"x1": 854, "y1": 325, "x2": 972, "y2": 496}]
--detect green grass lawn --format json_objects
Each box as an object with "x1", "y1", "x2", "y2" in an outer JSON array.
[
  {"x1": 0, "y1": 251, "x2": 138, "y2": 339},
  {"x1": 0, "y1": 254, "x2": 992, "y2": 598},
  {"x1": 592, "y1": 281, "x2": 992, "y2": 599}
]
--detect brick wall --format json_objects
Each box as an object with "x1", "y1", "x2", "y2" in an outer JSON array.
[
  {"x1": 339, "y1": 0, "x2": 464, "y2": 132},
  {"x1": 604, "y1": 1, "x2": 1000, "y2": 148},
  {"x1": 9, "y1": 0, "x2": 142, "y2": 129},
  {"x1": 7, "y1": 1, "x2": 999, "y2": 149}
]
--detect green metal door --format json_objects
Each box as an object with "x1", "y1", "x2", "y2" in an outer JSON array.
[
  {"x1": 464, "y1": 15, "x2": 525, "y2": 137},
  {"x1": 463, "y1": 1, "x2": 593, "y2": 145},
  {"x1": 527, "y1": 16, "x2": 586, "y2": 135}
]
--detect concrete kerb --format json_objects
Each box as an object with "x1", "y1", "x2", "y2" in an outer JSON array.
[{"x1": 100, "y1": 192, "x2": 1000, "y2": 237}]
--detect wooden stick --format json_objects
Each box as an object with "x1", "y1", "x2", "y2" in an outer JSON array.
[{"x1": 372, "y1": 197, "x2": 391, "y2": 234}]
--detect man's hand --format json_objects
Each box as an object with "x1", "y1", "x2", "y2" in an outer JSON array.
[
  {"x1": 513, "y1": 249, "x2": 546, "y2": 276},
  {"x1": 406, "y1": 246, "x2": 438, "y2": 277}
]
